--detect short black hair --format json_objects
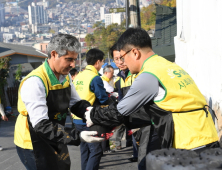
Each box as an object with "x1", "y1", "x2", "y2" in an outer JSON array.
[
  {"x1": 86, "y1": 48, "x2": 104, "y2": 65},
  {"x1": 69, "y1": 68, "x2": 78, "y2": 76},
  {"x1": 110, "y1": 43, "x2": 118, "y2": 58},
  {"x1": 116, "y1": 27, "x2": 152, "y2": 51}
]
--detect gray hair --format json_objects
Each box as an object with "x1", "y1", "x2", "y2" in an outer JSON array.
[
  {"x1": 47, "y1": 34, "x2": 81, "y2": 58},
  {"x1": 103, "y1": 65, "x2": 114, "y2": 74}
]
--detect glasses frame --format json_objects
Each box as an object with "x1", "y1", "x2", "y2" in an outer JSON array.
[{"x1": 119, "y1": 49, "x2": 133, "y2": 62}]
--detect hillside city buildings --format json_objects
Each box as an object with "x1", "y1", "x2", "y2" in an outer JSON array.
[
  {"x1": 28, "y1": 2, "x2": 48, "y2": 25},
  {"x1": 0, "y1": 3, "x2": 5, "y2": 27},
  {"x1": 0, "y1": 0, "x2": 150, "y2": 51}
]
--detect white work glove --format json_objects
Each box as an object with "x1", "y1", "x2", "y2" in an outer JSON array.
[
  {"x1": 0, "y1": 104, "x2": 7, "y2": 121},
  {"x1": 110, "y1": 92, "x2": 118, "y2": 98},
  {"x1": 85, "y1": 106, "x2": 94, "y2": 127},
  {"x1": 1, "y1": 115, "x2": 8, "y2": 121},
  {"x1": 80, "y1": 131, "x2": 105, "y2": 143}
]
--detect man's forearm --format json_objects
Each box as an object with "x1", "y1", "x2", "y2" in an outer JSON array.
[
  {"x1": 70, "y1": 100, "x2": 91, "y2": 120},
  {"x1": 0, "y1": 104, "x2": 6, "y2": 116},
  {"x1": 90, "y1": 105, "x2": 152, "y2": 129},
  {"x1": 90, "y1": 103, "x2": 125, "y2": 128},
  {"x1": 34, "y1": 119, "x2": 81, "y2": 146}
]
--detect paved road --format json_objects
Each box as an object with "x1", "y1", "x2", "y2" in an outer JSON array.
[{"x1": 0, "y1": 108, "x2": 137, "y2": 170}]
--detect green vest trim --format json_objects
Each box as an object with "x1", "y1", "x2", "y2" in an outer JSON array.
[
  {"x1": 143, "y1": 71, "x2": 167, "y2": 102},
  {"x1": 127, "y1": 71, "x2": 132, "y2": 77},
  {"x1": 140, "y1": 54, "x2": 157, "y2": 71},
  {"x1": 44, "y1": 59, "x2": 69, "y2": 86},
  {"x1": 29, "y1": 75, "x2": 48, "y2": 95}
]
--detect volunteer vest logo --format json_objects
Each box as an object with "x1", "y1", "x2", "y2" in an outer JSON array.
[
  {"x1": 100, "y1": 105, "x2": 109, "y2": 108},
  {"x1": 75, "y1": 80, "x2": 84, "y2": 91},
  {"x1": 54, "y1": 112, "x2": 67, "y2": 121},
  {"x1": 76, "y1": 81, "x2": 84, "y2": 86},
  {"x1": 167, "y1": 69, "x2": 194, "y2": 89},
  {"x1": 167, "y1": 69, "x2": 175, "y2": 78}
]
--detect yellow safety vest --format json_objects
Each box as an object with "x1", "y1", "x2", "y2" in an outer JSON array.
[
  {"x1": 114, "y1": 76, "x2": 125, "y2": 89},
  {"x1": 101, "y1": 75, "x2": 110, "y2": 83},
  {"x1": 137, "y1": 54, "x2": 218, "y2": 149},
  {"x1": 73, "y1": 65, "x2": 99, "y2": 120},
  {"x1": 124, "y1": 72, "x2": 136, "y2": 87},
  {"x1": 122, "y1": 72, "x2": 136, "y2": 96},
  {"x1": 14, "y1": 60, "x2": 70, "y2": 149}
]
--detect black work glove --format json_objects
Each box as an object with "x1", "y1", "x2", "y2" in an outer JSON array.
[{"x1": 70, "y1": 100, "x2": 91, "y2": 121}]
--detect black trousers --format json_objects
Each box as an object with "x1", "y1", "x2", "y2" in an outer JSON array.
[
  {"x1": 138, "y1": 126, "x2": 161, "y2": 170},
  {"x1": 102, "y1": 139, "x2": 110, "y2": 151}
]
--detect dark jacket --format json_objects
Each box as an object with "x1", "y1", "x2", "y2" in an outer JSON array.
[{"x1": 114, "y1": 69, "x2": 129, "y2": 101}]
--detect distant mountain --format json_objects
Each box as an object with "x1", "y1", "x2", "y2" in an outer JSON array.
[{"x1": 19, "y1": 0, "x2": 115, "y2": 10}]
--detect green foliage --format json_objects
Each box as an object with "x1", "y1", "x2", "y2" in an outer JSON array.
[
  {"x1": 140, "y1": 0, "x2": 176, "y2": 31},
  {"x1": 0, "y1": 57, "x2": 11, "y2": 106},
  {"x1": 93, "y1": 21, "x2": 105, "y2": 28},
  {"x1": 85, "y1": 34, "x2": 95, "y2": 48},
  {"x1": 85, "y1": 23, "x2": 126, "y2": 59},
  {"x1": 140, "y1": 4, "x2": 156, "y2": 31},
  {"x1": 15, "y1": 64, "x2": 22, "y2": 81},
  {"x1": 160, "y1": 0, "x2": 176, "y2": 7}
]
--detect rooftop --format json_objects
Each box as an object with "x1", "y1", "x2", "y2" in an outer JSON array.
[{"x1": 0, "y1": 42, "x2": 47, "y2": 58}]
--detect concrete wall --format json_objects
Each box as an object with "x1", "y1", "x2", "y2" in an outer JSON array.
[
  {"x1": 9, "y1": 54, "x2": 45, "y2": 65},
  {"x1": 174, "y1": 0, "x2": 222, "y2": 140},
  {"x1": 9, "y1": 54, "x2": 27, "y2": 65},
  {"x1": 27, "y1": 56, "x2": 45, "y2": 63}
]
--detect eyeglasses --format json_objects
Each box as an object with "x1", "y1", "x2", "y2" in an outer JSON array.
[
  {"x1": 119, "y1": 49, "x2": 133, "y2": 62},
  {"x1": 114, "y1": 48, "x2": 140, "y2": 63},
  {"x1": 114, "y1": 58, "x2": 123, "y2": 63}
]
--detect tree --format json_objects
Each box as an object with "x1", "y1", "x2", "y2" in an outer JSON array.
[
  {"x1": 85, "y1": 34, "x2": 95, "y2": 49},
  {"x1": 0, "y1": 57, "x2": 11, "y2": 106},
  {"x1": 84, "y1": 22, "x2": 126, "y2": 59},
  {"x1": 160, "y1": 0, "x2": 176, "y2": 7},
  {"x1": 140, "y1": 0, "x2": 176, "y2": 31},
  {"x1": 93, "y1": 21, "x2": 105, "y2": 28},
  {"x1": 140, "y1": 4, "x2": 156, "y2": 31},
  {"x1": 15, "y1": 64, "x2": 22, "y2": 81},
  {"x1": 107, "y1": 32, "x2": 119, "y2": 49}
]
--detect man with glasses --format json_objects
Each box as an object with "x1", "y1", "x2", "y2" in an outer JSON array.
[
  {"x1": 111, "y1": 44, "x2": 158, "y2": 168},
  {"x1": 83, "y1": 28, "x2": 219, "y2": 169},
  {"x1": 111, "y1": 44, "x2": 136, "y2": 153},
  {"x1": 73, "y1": 48, "x2": 110, "y2": 170}
]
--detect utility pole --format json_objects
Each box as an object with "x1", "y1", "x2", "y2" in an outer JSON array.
[
  {"x1": 107, "y1": 52, "x2": 111, "y2": 65},
  {"x1": 78, "y1": 29, "x2": 81, "y2": 71},
  {"x1": 125, "y1": 0, "x2": 129, "y2": 29},
  {"x1": 125, "y1": 0, "x2": 141, "y2": 28},
  {"x1": 16, "y1": 0, "x2": 19, "y2": 15}
]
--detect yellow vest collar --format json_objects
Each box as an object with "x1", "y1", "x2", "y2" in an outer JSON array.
[
  {"x1": 101, "y1": 75, "x2": 110, "y2": 82},
  {"x1": 140, "y1": 54, "x2": 158, "y2": 72},
  {"x1": 85, "y1": 65, "x2": 99, "y2": 75}
]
